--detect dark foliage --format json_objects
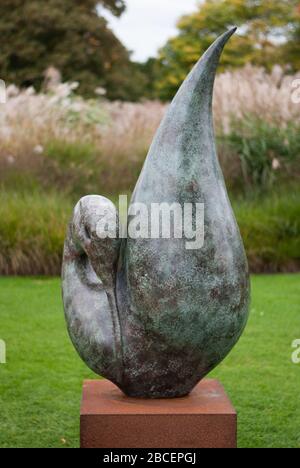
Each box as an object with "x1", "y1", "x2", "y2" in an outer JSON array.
[{"x1": 0, "y1": 0, "x2": 144, "y2": 100}]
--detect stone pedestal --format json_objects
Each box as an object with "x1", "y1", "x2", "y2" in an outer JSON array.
[{"x1": 80, "y1": 379, "x2": 237, "y2": 448}]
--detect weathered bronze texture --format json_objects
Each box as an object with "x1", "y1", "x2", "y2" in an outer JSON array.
[{"x1": 62, "y1": 28, "x2": 250, "y2": 398}]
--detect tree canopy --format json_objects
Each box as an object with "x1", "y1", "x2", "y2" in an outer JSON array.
[
  {"x1": 0, "y1": 0, "x2": 145, "y2": 100},
  {"x1": 1, "y1": 0, "x2": 299, "y2": 102},
  {"x1": 154, "y1": 0, "x2": 300, "y2": 100}
]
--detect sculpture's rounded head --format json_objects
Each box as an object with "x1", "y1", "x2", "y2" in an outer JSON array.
[{"x1": 71, "y1": 195, "x2": 120, "y2": 289}]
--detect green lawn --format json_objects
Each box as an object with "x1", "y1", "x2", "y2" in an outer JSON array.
[{"x1": 0, "y1": 275, "x2": 299, "y2": 448}]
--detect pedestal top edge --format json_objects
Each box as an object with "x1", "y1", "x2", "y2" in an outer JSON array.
[{"x1": 80, "y1": 379, "x2": 237, "y2": 416}]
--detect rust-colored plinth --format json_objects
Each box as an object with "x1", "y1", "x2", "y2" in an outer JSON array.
[{"x1": 80, "y1": 379, "x2": 237, "y2": 448}]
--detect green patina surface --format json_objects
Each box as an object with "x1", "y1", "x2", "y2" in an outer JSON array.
[{"x1": 62, "y1": 28, "x2": 250, "y2": 398}]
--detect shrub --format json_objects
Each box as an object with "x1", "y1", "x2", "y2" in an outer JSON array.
[
  {"x1": 219, "y1": 117, "x2": 300, "y2": 192},
  {"x1": 0, "y1": 189, "x2": 299, "y2": 275},
  {"x1": 233, "y1": 190, "x2": 300, "y2": 273},
  {"x1": 0, "y1": 67, "x2": 299, "y2": 274},
  {"x1": 0, "y1": 191, "x2": 72, "y2": 275},
  {"x1": 1, "y1": 67, "x2": 299, "y2": 197}
]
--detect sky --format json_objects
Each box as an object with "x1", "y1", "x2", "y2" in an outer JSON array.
[{"x1": 100, "y1": 0, "x2": 200, "y2": 62}]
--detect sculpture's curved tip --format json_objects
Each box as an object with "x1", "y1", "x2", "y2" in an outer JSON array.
[
  {"x1": 229, "y1": 26, "x2": 238, "y2": 34},
  {"x1": 217, "y1": 26, "x2": 237, "y2": 41},
  {"x1": 157, "y1": 27, "x2": 237, "y2": 128},
  {"x1": 200, "y1": 27, "x2": 237, "y2": 66},
  {"x1": 219, "y1": 26, "x2": 237, "y2": 44},
  {"x1": 132, "y1": 27, "x2": 238, "y2": 199}
]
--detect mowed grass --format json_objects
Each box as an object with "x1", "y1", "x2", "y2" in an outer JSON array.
[{"x1": 0, "y1": 275, "x2": 299, "y2": 448}]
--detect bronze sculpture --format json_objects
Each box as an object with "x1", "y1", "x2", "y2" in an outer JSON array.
[{"x1": 62, "y1": 28, "x2": 250, "y2": 398}]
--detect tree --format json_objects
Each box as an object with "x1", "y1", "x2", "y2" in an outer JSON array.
[
  {"x1": 282, "y1": 3, "x2": 300, "y2": 70},
  {"x1": 136, "y1": 58, "x2": 162, "y2": 100},
  {"x1": 0, "y1": 0, "x2": 144, "y2": 100},
  {"x1": 155, "y1": 0, "x2": 300, "y2": 100}
]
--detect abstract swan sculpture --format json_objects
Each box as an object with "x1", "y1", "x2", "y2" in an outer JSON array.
[{"x1": 62, "y1": 28, "x2": 250, "y2": 398}]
